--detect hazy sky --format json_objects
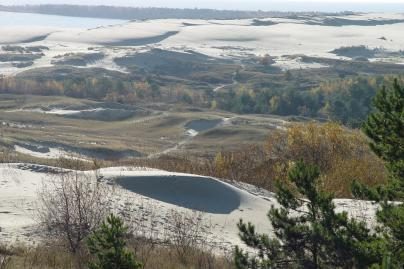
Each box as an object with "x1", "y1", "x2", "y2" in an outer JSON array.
[{"x1": 2, "y1": 0, "x2": 404, "y2": 12}]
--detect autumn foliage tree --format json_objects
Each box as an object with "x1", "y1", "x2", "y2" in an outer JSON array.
[{"x1": 265, "y1": 122, "x2": 387, "y2": 196}]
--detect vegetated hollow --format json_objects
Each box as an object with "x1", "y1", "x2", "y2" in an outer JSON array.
[
  {"x1": 184, "y1": 119, "x2": 223, "y2": 132},
  {"x1": 116, "y1": 175, "x2": 241, "y2": 214}
]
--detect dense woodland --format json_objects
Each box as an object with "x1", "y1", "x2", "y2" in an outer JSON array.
[
  {"x1": 217, "y1": 75, "x2": 404, "y2": 126},
  {"x1": 1, "y1": 71, "x2": 403, "y2": 127},
  {"x1": 0, "y1": 5, "x2": 346, "y2": 20}
]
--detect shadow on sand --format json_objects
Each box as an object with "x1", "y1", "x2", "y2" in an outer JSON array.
[{"x1": 116, "y1": 175, "x2": 241, "y2": 214}]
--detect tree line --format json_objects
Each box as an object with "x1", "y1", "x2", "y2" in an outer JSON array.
[
  {"x1": 0, "y1": 4, "x2": 289, "y2": 20},
  {"x1": 215, "y1": 75, "x2": 404, "y2": 127},
  {"x1": 0, "y1": 75, "x2": 200, "y2": 106},
  {"x1": 2, "y1": 73, "x2": 403, "y2": 128},
  {"x1": 0, "y1": 5, "x2": 346, "y2": 20}
]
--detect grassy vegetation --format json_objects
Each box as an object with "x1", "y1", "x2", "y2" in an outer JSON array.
[
  {"x1": 51, "y1": 53, "x2": 105, "y2": 67},
  {"x1": 0, "y1": 242, "x2": 234, "y2": 269},
  {"x1": 2, "y1": 49, "x2": 403, "y2": 128},
  {"x1": 0, "y1": 54, "x2": 42, "y2": 63},
  {"x1": 1, "y1": 45, "x2": 49, "y2": 53},
  {"x1": 121, "y1": 122, "x2": 387, "y2": 198},
  {"x1": 0, "y1": 95, "x2": 283, "y2": 161},
  {"x1": 0, "y1": 92, "x2": 387, "y2": 198}
]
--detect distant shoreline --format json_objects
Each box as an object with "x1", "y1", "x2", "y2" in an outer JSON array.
[{"x1": 0, "y1": 4, "x2": 357, "y2": 21}]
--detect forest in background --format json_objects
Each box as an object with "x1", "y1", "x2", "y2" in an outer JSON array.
[
  {"x1": 2, "y1": 71, "x2": 403, "y2": 127},
  {"x1": 0, "y1": 4, "x2": 349, "y2": 20}
]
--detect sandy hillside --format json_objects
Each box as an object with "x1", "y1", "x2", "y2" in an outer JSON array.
[
  {"x1": 0, "y1": 163, "x2": 378, "y2": 251},
  {"x1": 1, "y1": 13, "x2": 404, "y2": 75}
]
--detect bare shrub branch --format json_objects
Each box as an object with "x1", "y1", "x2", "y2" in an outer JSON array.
[
  {"x1": 164, "y1": 210, "x2": 214, "y2": 263},
  {"x1": 37, "y1": 166, "x2": 111, "y2": 254}
]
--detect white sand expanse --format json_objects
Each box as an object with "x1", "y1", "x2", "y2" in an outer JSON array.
[
  {"x1": 13, "y1": 145, "x2": 90, "y2": 162},
  {"x1": 7, "y1": 107, "x2": 106, "y2": 115},
  {"x1": 47, "y1": 20, "x2": 181, "y2": 45},
  {"x1": 0, "y1": 163, "x2": 378, "y2": 251},
  {"x1": 0, "y1": 26, "x2": 57, "y2": 44},
  {"x1": 1, "y1": 12, "x2": 404, "y2": 75}
]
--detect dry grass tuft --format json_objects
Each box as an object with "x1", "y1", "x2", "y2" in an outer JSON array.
[{"x1": 2, "y1": 242, "x2": 234, "y2": 269}]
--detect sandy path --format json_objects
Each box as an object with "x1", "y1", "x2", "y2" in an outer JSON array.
[{"x1": 213, "y1": 63, "x2": 245, "y2": 92}]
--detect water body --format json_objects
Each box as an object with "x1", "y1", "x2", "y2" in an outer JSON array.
[{"x1": 0, "y1": 11, "x2": 126, "y2": 28}]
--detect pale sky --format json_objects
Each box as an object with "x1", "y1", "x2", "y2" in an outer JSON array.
[{"x1": 1, "y1": 0, "x2": 404, "y2": 12}]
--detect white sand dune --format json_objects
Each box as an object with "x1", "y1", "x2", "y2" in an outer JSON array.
[
  {"x1": 1, "y1": 13, "x2": 404, "y2": 75},
  {"x1": 46, "y1": 20, "x2": 183, "y2": 45},
  {"x1": 0, "y1": 164, "x2": 42, "y2": 244},
  {"x1": 13, "y1": 145, "x2": 89, "y2": 162},
  {"x1": 0, "y1": 26, "x2": 57, "y2": 44},
  {"x1": 7, "y1": 107, "x2": 106, "y2": 115},
  {"x1": 162, "y1": 22, "x2": 404, "y2": 58},
  {"x1": 1, "y1": 15, "x2": 404, "y2": 52},
  {"x1": 0, "y1": 164, "x2": 275, "y2": 248},
  {"x1": 102, "y1": 167, "x2": 276, "y2": 249},
  {"x1": 0, "y1": 163, "x2": 379, "y2": 250}
]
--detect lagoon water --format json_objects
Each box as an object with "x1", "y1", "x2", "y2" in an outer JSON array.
[{"x1": 0, "y1": 11, "x2": 126, "y2": 28}]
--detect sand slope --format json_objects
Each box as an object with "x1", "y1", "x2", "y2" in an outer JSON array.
[
  {"x1": 0, "y1": 164, "x2": 276, "y2": 248},
  {"x1": 0, "y1": 163, "x2": 379, "y2": 251},
  {"x1": 1, "y1": 13, "x2": 404, "y2": 75}
]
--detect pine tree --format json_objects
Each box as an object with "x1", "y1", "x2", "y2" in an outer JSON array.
[
  {"x1": 356, "y1": 79, "x2": 404, "y2": 266},
  {"x1": 235, "y1": 161, "x2": 380, "y2": 269},
  {"x1": 362, "y1": 78, "x2": 404, "y2": 197},
  {"x1": 87, "y1": 214, "x2": 142, "y2": 269}
]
